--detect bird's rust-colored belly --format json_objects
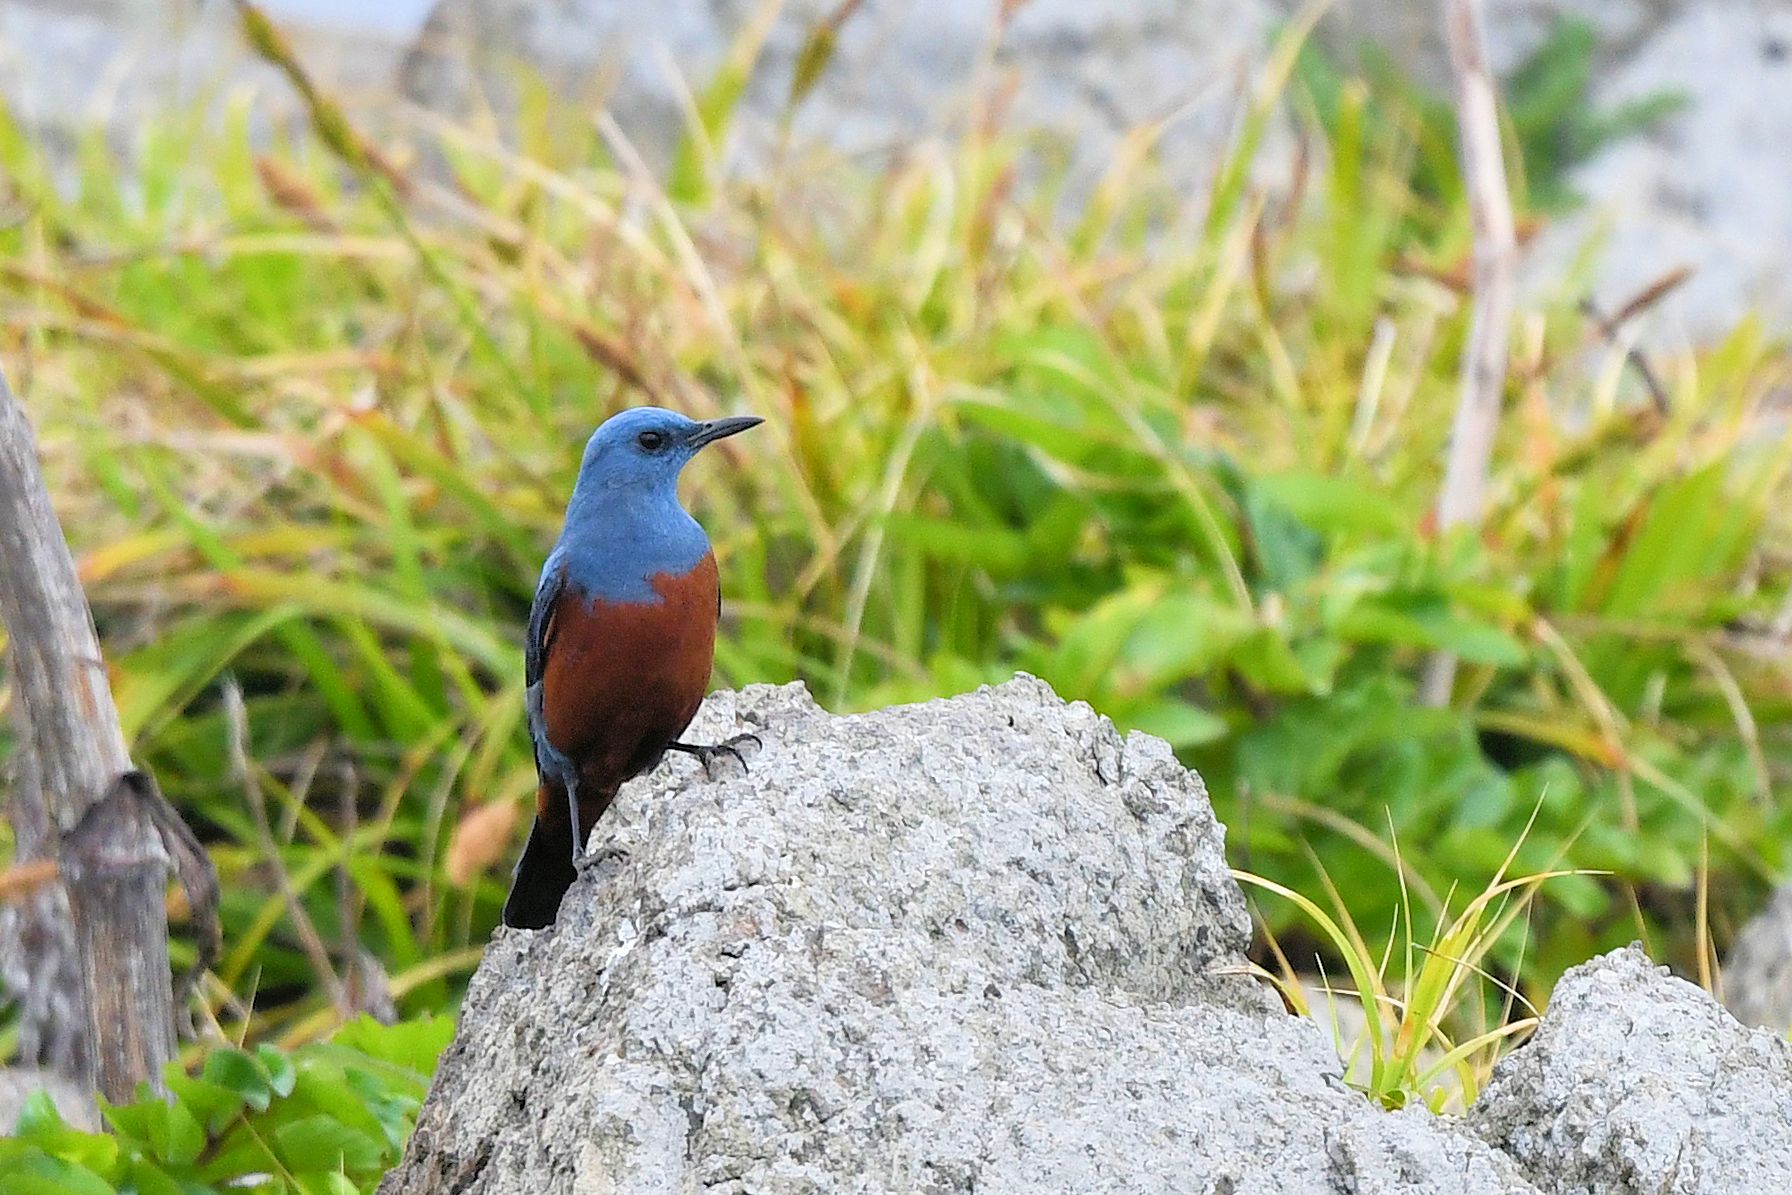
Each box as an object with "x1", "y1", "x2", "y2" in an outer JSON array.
[{"x1": 540, "y1": 553, "x2": 720, "y2": 793}]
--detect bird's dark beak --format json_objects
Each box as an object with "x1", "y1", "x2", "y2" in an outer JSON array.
[{"x1": 689, "y1": 415, "x2": 763, "y2": 448}]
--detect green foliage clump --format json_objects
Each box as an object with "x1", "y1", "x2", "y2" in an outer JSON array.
[{"x1": 0, "y1": 1017, "x2": 449, "y2": 1193}]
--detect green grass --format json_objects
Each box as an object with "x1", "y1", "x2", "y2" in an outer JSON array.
[{"x1": 0, "y1": 6, "x2": 1787, "y2": 1095}]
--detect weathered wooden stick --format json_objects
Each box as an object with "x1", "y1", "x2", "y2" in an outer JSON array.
[
  {"x1": 0, "y1": 736, "x2": 92, "y2": 1082},
  {"x1": 61, "y1": 775, "x2": 181, "y2": 1100},
  {"x1": 0, "y1": 364, "x2": 176, "y2": 1101},
  {"x1": 1421, "y1": 0, "x2": 1517, "y2": 708}
]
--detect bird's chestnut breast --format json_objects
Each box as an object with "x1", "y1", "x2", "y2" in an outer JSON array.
[{"x1": 537, "y1": 552, "x2": 720, "y2": 784}]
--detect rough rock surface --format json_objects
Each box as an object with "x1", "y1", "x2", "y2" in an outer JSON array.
[
  {"x1": 1470, "y1": 943, "x2": 1792, "y2": 1194},
  {"x1": 382, "y1": 678, "x2": 1534, "y2": 1194},
  {"x1": 1722, "y1": 882, "x2": 1792, "y2": 1033}
]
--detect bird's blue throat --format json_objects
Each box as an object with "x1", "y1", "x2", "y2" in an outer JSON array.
[{"x1": 551, "y1": 483, "x2": 710, "y2": 605}]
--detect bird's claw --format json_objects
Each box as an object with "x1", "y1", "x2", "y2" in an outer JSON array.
[
  {"x1": 710, "y1": 732, "x2": 762, "y2": 774},
  {"x1": 670, "y1": 732, "x2": 762, "y2": 780},
  {"x1": 573, "y1": 843, "x2": 631, "y2": 875}
]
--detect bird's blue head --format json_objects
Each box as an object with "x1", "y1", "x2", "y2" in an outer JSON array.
[
  {"x1": 556, "y1": 407, "x2": 761, "y2": 599},
  {"x1": 573, "y1": 406, "x2": 761, "y2": 496}
]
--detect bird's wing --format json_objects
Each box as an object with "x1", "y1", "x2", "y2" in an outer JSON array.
[{"x1": 526, "y1": 553, "x2": 568, "y2": 692}]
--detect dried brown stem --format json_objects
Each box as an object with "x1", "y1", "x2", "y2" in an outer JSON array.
[
  {"x1": 1579, "y1": 297, "x2": 1671, "y2": 416},
  {"x1": 224, "y1": 679, "x2": 349, "y2": 1018},
  {"x1": 1421, "y1": 0, "x2": 1517, "y2": 708}
]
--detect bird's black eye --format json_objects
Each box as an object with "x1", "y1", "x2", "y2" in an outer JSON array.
[{"x1": 637, "y1": 430, "x2": 666, "y2": 452}]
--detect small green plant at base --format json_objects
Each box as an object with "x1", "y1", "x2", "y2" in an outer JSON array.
[
  {"x1": 0, "y1": 1016, "x2": 450, "y2": 1194},
  {"x1": 1234, "y1": 808, "x2": 1591, "y2": 1113}
]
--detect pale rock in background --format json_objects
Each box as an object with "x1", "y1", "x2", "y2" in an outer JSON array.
[{"x1": 7, "y1": 0, "x2": 1792, "y2": 334}]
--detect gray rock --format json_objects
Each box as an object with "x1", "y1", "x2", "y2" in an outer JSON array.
[
  {"x1": 401, "y1": 0, "x2": 1273, "y2": 191},
  {"x1": 1315, "y1": 0, "x2": 1792, "y2": 337},
  {"x1": 382, "y1": 677, "x2": 1534, "y2": 1195},
  {"x1": 1533, "y1": 2, "x2": 1792, "y2": 342},
  {"x1": 15, "y1": 0, "x2": 1792, "y2": 336},
  {"x1": 1469, "y1": 943, "x2": 1792, "y2": 1194},
  {"x1": 396, "y1": 0, "x2": 1792, "y2": 336},
  {"x1": 0, "y1": 0, "x2": 405, "y2": 159},
  {"x1": 1722, "y1": 883, "x2": 1792, "y2": 1033},
  {"x1": 1314, "y1": 0, "x2": 1691, "y2": 89}
]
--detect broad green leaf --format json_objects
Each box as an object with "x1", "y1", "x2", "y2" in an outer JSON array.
[
  {"x1": 1228, "y1": 627, "x2": 1321, "y2": 695},
  {"x1": 330, "y1": 1014, "x2": 455, "y2": 1075},
  {"x1": 122, "y1": 1161, "x2": 187, "y2": 1195},
  {"x1": 881, "y1": 514, "x2": 1030, "y2": 574},
  {"x1": 273, "y1": 1114, "x2": 386, "y2": 1174},
  {"x1": 954, "y1": 400, "x2": 1157, "y2": 475},
  {"x1": 1335, "y1": 599, "x2": 1526, "y2": 666},
  {"x1": 258, "y1": 1045, "x2": 299, "y2": 1099},
  {"x1": 1119, "y1": 593, "x2": 1253, "y2": 684},
  {"x1": 1127, "y1": 699, "x2": 1230, "y2": 748},
  {"x1": 1253, "y1": 471, "x2": 1408, "y2": 537},
  {"x1": 203, "y1": 1048, "x2": 274, "y2": 1112},
  {"x1": 16, "y1": 1095, "x2": 117, "y2": 1176},
  {"x1": 147, "y1": 1101, "x2": 205, "y2": 1168},
  {"x1": 165, "y1": 1073, "x2": 249, "y2": 1135},
  {"x1": 0, "y1": 1156, "x2": 117, "y2": 1195}
]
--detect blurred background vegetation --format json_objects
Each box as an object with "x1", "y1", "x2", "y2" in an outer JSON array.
[{"x1": 0, "y1": 3, "x2": 1788, "y2": 1140}]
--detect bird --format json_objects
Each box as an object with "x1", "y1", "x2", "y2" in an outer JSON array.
[{"x1": 501, "y1": 406, "x2": 762, "y2": 929}]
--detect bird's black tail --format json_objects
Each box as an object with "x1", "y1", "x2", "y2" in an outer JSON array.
[{"x1": 501, "y1": 815, "x2": 576, "y2": 929}]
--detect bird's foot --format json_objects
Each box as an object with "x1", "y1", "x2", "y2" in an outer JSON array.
[
  {"x1": 573, "y1": 843, "x2": 631, "y2": 876},
  {"x1": 668, "y1": 733, "x2": 762, "y2": 780}
]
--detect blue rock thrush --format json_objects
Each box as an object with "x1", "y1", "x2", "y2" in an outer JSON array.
[{"x1": 502, "y1": 406, "x2": 762, "y2": 929}]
